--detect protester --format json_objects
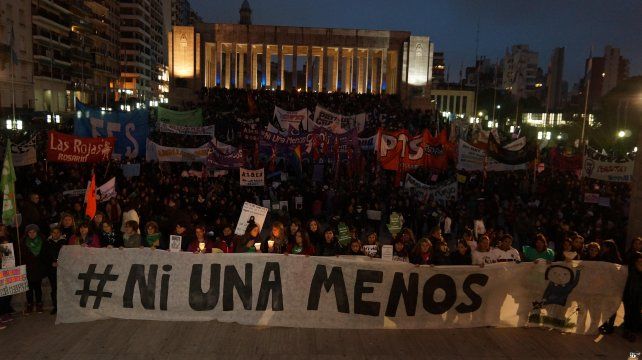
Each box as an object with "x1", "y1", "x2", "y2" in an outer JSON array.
[
  {"x1": 450, "y1": 239, "x2": 472, "y2": 265},
  {"x1": 362, "y1": 230, "x2": 381, "y2": 258},
  {"x1": 237, "y1": 223, "x2": 261, "y2": 253},
  {"x1": 345, "y1": 239, "x2": 364, "y2": 256},
  {"x1": 523, "y1": 234, "x2": 554, "y2": 262},
  {"x1": 187, "y1": 225, "x2": 214, "y2": 253},
  {"x1": 20, "y1": 224, "x2": 45, "y2": 314},
  {"x1": 144, "y1": 221, "x2": 162, "y2": 249},
  {"x1": 472, "y1": 235, "x2": 496, "y2": 266},
  {"x1": 432, "y1": 240, "x2": 451, "y2": 265},
  {"x1": 307, "y1": 219, "x2": 323, "y2": 248},
  {"x1": 410, "y1": 237, "x2": 432, "y2": 265},
  {"x1": 286, "y1": 230, "x2": 315, "y2": 256},
  {"x1": 622, "y1": 251, "x2": 642, "y2": 342},
  {"x1": 58, "y1": 213, "x2": 76, "y2": 241},
  {"x1": 392, "y1": 238, "x2": 409, "y2": 262},
  {"x1": 318, "y1": 228, "x2": 340, "y2": 256},
  {"x1": 68, "y1": 223, "x2": 101, "y2": 247},
  {"x1": 122, "y1": 220, "x2": 141, "y2": 248},
  {"x1": 0, "y1": 225, "x2": 15, "y2": 326},
  {"x1": 585, "y1": 242, "x2": 601, "y2": 261},
  {"x1": 263, "y1": 221, "x2": 286, "y2": 253},
  {"x1": 554, "y1": 237, "x2": 579, "y2": 262},
  {"x1": 216, "y1": 225, "x2": 237, "y2": 253},
  {"x1": 41, "y1": 227, "x2": 67, "y2": 314},
  {"x1": 625, "y1": 237, "x2": 642, "y2": 266},
  {"x1": 100, "y1": 221, "x2": 123, "y2": 248}
]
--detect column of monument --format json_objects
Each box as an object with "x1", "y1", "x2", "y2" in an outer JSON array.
[{"x1": 292, "y1": 45, "x2": 298, "y2": 90}]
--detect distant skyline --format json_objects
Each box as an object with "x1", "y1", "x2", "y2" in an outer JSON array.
[{"x1": 190, "y1": 0, "x2": 641, "y2": 87}]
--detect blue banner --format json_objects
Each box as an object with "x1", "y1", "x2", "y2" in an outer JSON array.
[{"x1": 74, "y1": 102, "x2": 149, "y2": 159}]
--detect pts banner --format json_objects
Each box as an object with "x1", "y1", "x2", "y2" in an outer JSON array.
[{"x1": 56, "y1": 247, "x2": 626, "y2": 334}]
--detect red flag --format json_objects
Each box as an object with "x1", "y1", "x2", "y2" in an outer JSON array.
[{"x1": 85, "y1": 173, "x2": 97, "y2": 220}]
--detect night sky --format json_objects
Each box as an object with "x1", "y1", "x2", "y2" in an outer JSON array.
[{"x1": 191, "y1": 0, "x2": 641, "y2": 87}]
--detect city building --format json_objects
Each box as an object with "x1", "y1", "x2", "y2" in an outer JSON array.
[
  {"x1": 581, "y1": 45, "x2": 630, "y2": 110},
  {"x1": 31, "y1": 0, "x2": 73, "y2": 113},
  {"x1": 68, "y1": 1, "x2": 95, "y2": 106},
  {"x1": 118, "y1": 0, "x2": 170, "y2": 102},
  {"x1": 545, "y1": 47, "x2": 564, "y2": 111},
  {"x1": 168, "y1": 2, "x2": 434, "y2": 108},
  {"x1": 431, "y1": 89, "x2": 475, "y2": 119},
  {"x1": 502, "y1": 45, "x2": 538, "y2": 100},
  {"x1": 0, "y1": 0, "x2": 33, "y2": 115},
  {"x1": 85, "y1": 0, "x2": 121, "y2": 107},
  {"x1": 431, "y1": 51, "x2": 445, "y2": 85},
  {"x1": 171, "y1": 0, "x2": 202, "y2": 26}
]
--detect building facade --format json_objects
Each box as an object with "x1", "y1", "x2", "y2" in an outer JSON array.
[
  {"x1": 430, "y1": 89, "x2": 475, "y2": 119},
  {"x1": 0, "y1": 0, "x2": 33, "y2": 115},
  {"x1": 581, "y1": 45, "x2": 630, "y2": 110},
  {"x1": 431, "y1": 51, "x2": 445, "y2": 85},
  {"x1": 502, "y1": 45, "x2": 538, "y2": 100},
  {"x1": 168, "y1": 24, "x2": 434, "y2": 107},
  {"x1": 118, "y1": 0, "x2": 169, "y2": 102},
  {"x1": 545, "y1": 47, "x2": 564, "y2": 111}
]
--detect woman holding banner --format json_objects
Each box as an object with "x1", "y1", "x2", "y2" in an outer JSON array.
[
  {"x1": 317, "y1": 228, "x2": 341, "y2": 256},
  {"x1": 286, "y1": 230, "x2": 315, "y2": 256},
  {"x1": 410, "y1": 238, "x2": 433, "y2": 265},
  {"x1": 236, "y1": 223, "x2": 262, "y2": 253}
]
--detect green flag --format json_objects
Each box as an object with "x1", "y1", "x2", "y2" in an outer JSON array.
[{"x1": 1, "y1": 140, "x2": 17, "y2": 225}]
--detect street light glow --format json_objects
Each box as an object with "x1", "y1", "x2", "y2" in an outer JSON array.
[{"x1": 618, "y1": 130, "x2": 626, "y2": 138}]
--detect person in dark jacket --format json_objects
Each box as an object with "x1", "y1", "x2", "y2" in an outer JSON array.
[
  {"x1": 318, "y1": 228, "x2": 341, "y2": 256},
  {"x1": 100, "y1": 221, "x2": 123, "y2": 248},
  {"x1": 41, "y1": 227, "x2": 67, "y2": 314},
  {"x1": 236, "y1": 223, "x2": 261, "y2": 253},
  {"x1": 0, "y1": 224, "x2": 15, "y2": 324},
  {"x1": 21, "y1": 193, "x2": 45, "y2": 234},
  {"x1": 307, "y1": 219, "x2": 324, "y2": 248},
  {"x1": 216, "y1": 225, "x2": 237, "y2": 253},
  {"x1": 450, "y1": 239, "x2": 472, "y2": 265},
  {"x1": 622, "y1": 251, "x2": 642, "y2": 342},
  {"x1": 432, "y1": 240, "x2": 451, "y2": 265},
  {"x1": 625, "y1": 237, "x2": 642, "y2": 266},
  {"x1": 345, "y1": 239, "x2": 364, "y2": 256},
  {"x1": 410, "y1": 237, "x2": 432, "y2": 265},
  {"x1": 20, "y1": 224, "x2": 45, "y2": 314}
]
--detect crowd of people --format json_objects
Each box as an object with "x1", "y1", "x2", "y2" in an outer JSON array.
[{"x1": 0, "y1": 88, "x2": 639, "y2": 342}]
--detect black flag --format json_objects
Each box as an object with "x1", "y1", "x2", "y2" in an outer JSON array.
[{"x1": 487, "y1": 132, "x2": 536, "y2": 165}]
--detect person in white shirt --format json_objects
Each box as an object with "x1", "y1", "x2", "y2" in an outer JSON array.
[
  {"x1": 472, "y1": 235, "x2": 497, "y2": 266},
  {"x1": 491, "y1": 234, "x2": 521, "y2": 263}
]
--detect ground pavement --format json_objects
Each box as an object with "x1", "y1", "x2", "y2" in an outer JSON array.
[{"x1": 1, "y1": 310, "x2": 640, "y2": 360}]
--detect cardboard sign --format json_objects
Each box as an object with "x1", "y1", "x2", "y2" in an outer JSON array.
[
  {"x1": 474, "y1": 219, "x2": 486, "y2": 237},
  {"x1": 295, "y1": 196, "x2": 303, "y2": 210},
  {"x1": 0, "y1": 243, "x2": 15, "y2": 268},
  {"x1": 366, "y1": 210, "x2": 382, "y2": 221},
  {"x1": 262, "y1": 200, "x2": 271, "y2": 209},
  {"x1": 240, "y1": 168, "x2": 265, "y2": 187},
  {"x1": 337, "y1": 223, "x2": 351, "y2": 246},
  {"x1": 381, "y1": 245, "x2": 393, "y2": 261},
  {"x1": 279, "y1": 201, "x2": 289, "y2": 212},
  {"x1": 387, "y1": 212, "x2": 403, "y2": 236},
  {"x1": 362, "y1": 245, "x2": 378, "y2": 257},
  {"x1": 234, "y1": 202, "x2": 269, "y2": 236},
  {"x1": 0, "y1": 265, "x2": 29, "y2": 296},
  {"x1": 598, "y1": 197, "x2": 611, "y2": 207},
  {"x1": 169, "y1": 235, "x2": 182, "y2": 252}
]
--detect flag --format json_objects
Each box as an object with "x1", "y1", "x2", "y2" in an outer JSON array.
[
  {"x1": 293, "y1": 144, "x2": 302, "y2": 174},
  {"x1": 85, "y1": 173, "x2": 97, "y2": 220},
  {"x1": 1, "y1": 141, "x2": 17, "y2": 225},
  {"x1": 487, "y1": 132, "x2": 536, "y2": 165}
]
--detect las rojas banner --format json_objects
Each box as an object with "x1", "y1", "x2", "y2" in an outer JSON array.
[
  {"x1": 581, "y1": 157, "x2": 634, "y2": 183},
  {"x1": 157, "y1": 107, "x2": 203, "y2": 126},
  {"x1": 56, "y1": 247, "x2": 625, "y2": 335},
  {"x1": 74, "y1": 101, "x2": 149, "y2": 159},
  {"x1": 47, "y1": 131, "x2": 115, "y2": 163}
]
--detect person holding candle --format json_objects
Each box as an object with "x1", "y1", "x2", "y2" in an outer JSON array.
[
  {"x1": 261, "y1": 221, "x2": 286, "y2": 253},
  {"x1": 236, "y1": 223, "x2": 262, "y2": 253},
  {"x1": 188, "y1": 225, "x2": 214, "y2": 253}
]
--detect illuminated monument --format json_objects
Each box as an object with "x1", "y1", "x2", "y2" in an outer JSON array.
[{"x1": 168, "y1": 1, "x2": 434, "y2": 108}]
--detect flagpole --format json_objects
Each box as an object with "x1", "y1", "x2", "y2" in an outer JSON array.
[
  {"x1": 580, "y1": 57, "x2": 592, "y2": 158},
  {"x1": 10, "y1": 28, "x2": 16, "y2": 124}
]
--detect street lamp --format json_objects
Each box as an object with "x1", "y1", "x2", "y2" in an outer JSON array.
[
  {"x1": 618, "y1": 130, "x2": 626, "y2": 138},
  {"x1": 5, "y1": 118, "x2": 22, "y2": 130}
]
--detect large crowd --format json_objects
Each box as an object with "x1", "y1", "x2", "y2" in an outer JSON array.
[{"x1": 0, "y1": 88, "x2": 639, "y2": 342}]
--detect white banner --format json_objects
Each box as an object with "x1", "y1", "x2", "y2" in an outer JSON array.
[
  {"x1": 234, "y1": 202, "x2": 269, "y2": 236},
  {"x1": 157, "y1": 122, "x2": 216, "y2": 136},
  {"x1": 96, "y1": 177, "x2": 117, "y2": 202},
  {"x1": 503, "y1": 137, "x2": 526, "y2": 151},
  {"x1": 0, "y1": 265, "x2": 28, "y2": 297},
  {"x1": 581, "y1": 157, "x2": 634, "y2": 183},
  {"x1": 312, "y1": 105, "x2": 366, "y2": 133},
  {"x1": 404, "y1": 174, "x2": 458, "y2": 204},
  {"x1": 240, "y1": 168, "x2": 264, "y2": 187},
  {"x1": 457, "y1": 141, "x2": 528, "y2": 172},
  {"x1": 274, "y1": 106, "x2": 309, "y2": 131},
  {"x1": 56, "y1": 247, "x2": 626, "y2": 335},
  {"x1": 1, "y1": 142, "x2": 37, "y2": 167},
  {"x1": 146, "y1": 139, "x2": 209, "y2": 163},
  {"x1": 0, "y1": 243, "x2": 15, "y2": 268}
]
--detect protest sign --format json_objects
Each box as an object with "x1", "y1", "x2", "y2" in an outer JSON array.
[
  {"x1": 97, "y1": 177, "x2": 117, "y2": 202},
  {"x1": 157, "y1": 122, "x2": 216, "y2": 135},
  {"x1": 337, "y1": 223, "x2": 351, "y2": 246},
  {"x1": 63, "y1": 189, "x2": 86, "y2": 198},
  {"x1": 169, "y1": 235, "x2": 182, "y2": 252},
  {"x1": 295, "y1": 196, "x2": 303, "y2": 210},
  {"x1": 274, "y1": 106, "x2": 309, "y2": 131},
  {"x1": 47, "y1": 131, "x2": 115, "y2": 163},
  {"x1": 279, "y1": 201, "x2": 289, "y2": 212},
  {"x1": 381, "y1": 245, "x2": 393, "y2": 261},
  {"x1": 0, "y1": 265, "x2": 28, "y2": 297},
  {"x1": 366, "y1": 210, "x2": 382, "y2": 221},
  {"x1": 582, "y1": 157, "x2": 634, "y2": 183},
  {"x1": 0, "y1": 243, "x2": 15, "y2": 268},
  {"x1": 362, "y1": 245, "x2": 378, "y2": 257},
  {"x1": 234, "y1": 202, "x2": 269, "y2": 236},
  {"x1": 457, "y1": 141, "x2": 528, "y2": 172},
  {"x1": 240, "y1": 168, "x2": 265, "y2": 187},
  {"x1": 157, "y1": 107, "x2": 203, "y2": 126},
  {"x1": 598, "y1": 197, "x2": 611, "y2": 207},
  {"x1": 56, "y1": 247, "x2": 626, "y2": 335},
  {"x1": 387, "y1": 212, "x2": 403, "y2": 236},
  {"x1": 146, "y1": 140, "x2": 210, "y2": 163},
  {"x1": 583, "y1": 193, "x2": 599, "y2": 204}
]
